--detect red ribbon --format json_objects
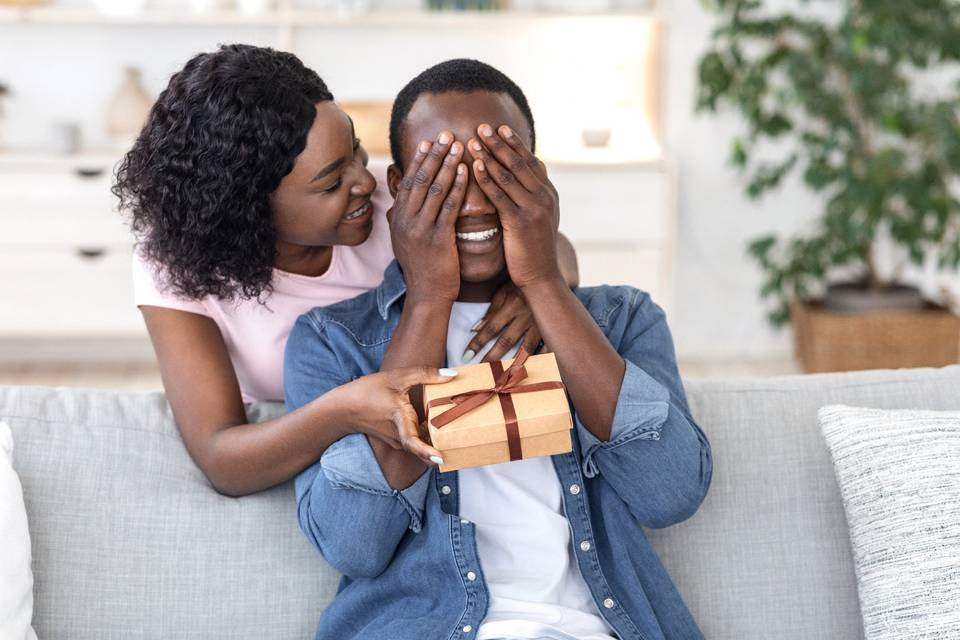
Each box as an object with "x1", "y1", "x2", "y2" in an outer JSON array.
[{"x1": 427, "y1": 348, "x2": 566, "y2": 461}]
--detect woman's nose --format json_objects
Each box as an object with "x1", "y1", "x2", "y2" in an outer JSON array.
[{"x1": 351, "y1": 166, "x2": 377, "y2": 196}]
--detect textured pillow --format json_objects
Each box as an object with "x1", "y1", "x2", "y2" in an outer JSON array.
[
  {"x1": 819, "y1": 405, "x2": 960, "y2": 639},
  {"x1": 0, "y1": 421, "x2": 39, "y2": 640}
]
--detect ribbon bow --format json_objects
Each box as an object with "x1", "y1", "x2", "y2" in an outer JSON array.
[{"x1": 427, "y1": 347, "x2": 565, "y2": 429}]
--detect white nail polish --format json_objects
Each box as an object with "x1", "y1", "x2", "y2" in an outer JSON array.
[
  {"x1": 471, "y1": 320, "x2": 483, "y2": 332},
  {"x1": 430, "y1": 455, "x2": 445, "y2": 465},
  {"x1": 462, "y1": 349, "x2": 476, "y2": 362},
  {"x1": 439, "y1": 368, "x2": 458, "y2": 377}
]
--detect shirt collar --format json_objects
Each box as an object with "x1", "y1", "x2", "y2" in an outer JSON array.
[{"x1": 375, "y1": 260, "x2": 407, "y2": 320}]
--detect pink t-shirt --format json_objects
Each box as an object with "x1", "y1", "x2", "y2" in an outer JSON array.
[{"x1": 132, "y1": 179, "x2": 395, "y2": 403}]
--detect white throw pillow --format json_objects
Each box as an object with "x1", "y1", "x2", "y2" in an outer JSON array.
[
  {"x1": 0, "y1": 421, "x2": 38, "y2": 640},
  {"x1": 819, "y1": 405, "x2": 960, "y2": 640}
]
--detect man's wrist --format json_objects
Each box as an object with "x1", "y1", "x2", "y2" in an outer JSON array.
[
  {"x1": 518, "y1": 273, "x2": 569, "y2": 304},
  {"x1": 405, "y1": 290, "x2": 457, "y2": 311}
]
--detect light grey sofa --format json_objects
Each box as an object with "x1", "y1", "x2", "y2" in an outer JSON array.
[{"x1": 3, "y1": 365, "x2": 960, "y2": 639}]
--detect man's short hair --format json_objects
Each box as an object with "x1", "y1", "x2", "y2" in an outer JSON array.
[{"x1": 389, "y1": 58, "x2": 536, "y2": 169}]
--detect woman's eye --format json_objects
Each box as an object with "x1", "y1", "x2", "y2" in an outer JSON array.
[{"x1": 321, "y1": 179, "x2": 342, "y2": 194}]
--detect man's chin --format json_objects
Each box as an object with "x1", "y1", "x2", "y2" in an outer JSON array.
[{"x1": 458, "y1": 257, "x2": 507, "y2": 286}]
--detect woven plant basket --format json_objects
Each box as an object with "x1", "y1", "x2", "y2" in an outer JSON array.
[{"x1": 791, "y1": 300, "x2": 960, "y2": 373}]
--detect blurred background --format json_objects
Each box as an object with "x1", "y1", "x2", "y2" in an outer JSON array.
[{"x1": 1, "y1": 0, "x2": 959, "y2": 388}]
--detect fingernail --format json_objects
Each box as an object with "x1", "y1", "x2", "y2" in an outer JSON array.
[
  {"x1": 471, "y1": 320, "x2": 483, "y2": 332},
  {"x1": 480, "y1": 124, "x2": 493, "y2": 137},
  {"x1": 457, "y1": 164, "x2": 465, "y2": 175},
  {"x1": 430, "y1": 455, "x2": 445, "y2": 465},
  {"x1": 449, "y1": 142, "x2": 461, "y2": 155},
  {"x1": 439, "y1": 368, "x2": 458, "y2": 377},
  {"x1": 475, "y1": 160, "x2": 485, "y2": 172},
  {"x1": 501, "y1": 125, "x2": 513, "y2": 138},
  {"x1": 439, "y1": 131, "x2": 452, "y2": 144},
  {"x1": 462, "y1": 349, "x2": 476, "y2": 362},
  {"x1": 419, "y1": 141, "x2": 431, "y2": 153},
  {"x1": 471, "y1": 140, "x2": 483, "y2": 151}
]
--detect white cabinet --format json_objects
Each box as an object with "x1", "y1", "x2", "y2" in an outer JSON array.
[
  {"x1": 550, "y1": 161, "x2": 674, "y2": 313},
  {"x1": 0, "y1": 154, "x2": 675, "y2": 347},
  {"x1": 0, "y1": 154, "x2": 144, "y2": 340}
]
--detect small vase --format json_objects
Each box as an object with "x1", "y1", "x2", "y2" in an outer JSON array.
[{"x1": 105, "y1": 67, "x2": 153, "y2": 151}]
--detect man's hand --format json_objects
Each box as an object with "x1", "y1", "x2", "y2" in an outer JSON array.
[
  {"x1": 388, "y1": 131, "x2": 467, "y2": 305},
  {"x1": 466, "y1": 123, "x2": 563, "y2": 290}
]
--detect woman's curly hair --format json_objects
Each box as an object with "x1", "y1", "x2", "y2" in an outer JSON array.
[{"x1": 114, "y1": 44, "x2": 333, "y2": 301}]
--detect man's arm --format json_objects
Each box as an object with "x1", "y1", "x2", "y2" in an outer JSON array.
[
  {"x1": 468, "y1": 124, "x2": 711, "y2": 527},
  {"x1": 373, "y1": 131, "x2": 466, "y2": 490},
  {"x1": 530, "y1": 285, "x2": 712, "y2": 527},
  {"x1": 284, "y1": 315, "x2": 434, "y2": 578}
]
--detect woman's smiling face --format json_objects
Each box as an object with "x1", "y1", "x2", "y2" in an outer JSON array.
[
  {"x1": 388, "y1": 90, "x2": 534, "y2": 285},
  {"x1": 270, "y1": 101, "x2": 377, "y2": 249}
]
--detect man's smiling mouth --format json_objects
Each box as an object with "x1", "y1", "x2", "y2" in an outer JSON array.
[{"x1": 455, "y1": 227, "x2": 500, "y2": 242}]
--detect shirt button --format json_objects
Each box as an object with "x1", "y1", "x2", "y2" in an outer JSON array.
[
  {"x1": 569, "y1": 483, "x2": 581, "y2": 495},
  {"x1": 462, "y1": 625, "x2": 472, "y2": 633},
  {"x1": 441, "y1": 485, "x2": 452, "y2": 495},
  {"x1": 460, "y1": 518, "x2": 470, "y2": 524},
  {"x1": 466, "y1": 571, "x2": 476, "y2": 581},
  {"x1": 603, "y1": 597, "x2": 616, "y2": 609},
  {"x1": 580, "y1": 540, "x2": 591, "y2": 551}
]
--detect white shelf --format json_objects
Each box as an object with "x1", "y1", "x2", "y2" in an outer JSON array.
[
  {"x1": 0, "y1": 149, "x2": 663, "y2": 172},
  {"x1": 0, "y1": 6, "x2": 658, "y2": 27},
  {"x1": 0, "y1": 150, "x2": 122, "y2": 171}
]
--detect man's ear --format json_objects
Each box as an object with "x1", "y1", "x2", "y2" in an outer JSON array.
[{"x1": 387, "y1": 164, "x2": 402, "y2": 199}]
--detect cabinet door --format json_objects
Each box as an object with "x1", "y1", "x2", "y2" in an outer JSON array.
[
  {"x1": 550, "y1": 165, "x2": 667, "y2": 244},
  {"x1": 0, "y1": 169, "x2": 132, "y2": 248},
  {"x1": 0, "y1": 248, "x2": 144, "y2": 336}
]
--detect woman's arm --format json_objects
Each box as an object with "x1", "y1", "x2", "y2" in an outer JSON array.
[
  {"x1": 141, "y1": 305, "x2": 447, "y2": 497},
  {"x1": 557, "y1": 232, "x2": 579, "y2": 288}
]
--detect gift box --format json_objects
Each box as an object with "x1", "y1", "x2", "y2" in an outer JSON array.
[{"x1": 422, "y1": 349, "x2": 573, "y2": 472}]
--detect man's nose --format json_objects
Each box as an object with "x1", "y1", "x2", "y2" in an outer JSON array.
[{"x1": 459, "y1": 171, "x2": 496, "y2": 217}]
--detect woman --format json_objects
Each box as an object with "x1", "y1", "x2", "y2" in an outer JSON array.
[{"x1": 114, "y1": 44, "x2": 577, "y2": 497}]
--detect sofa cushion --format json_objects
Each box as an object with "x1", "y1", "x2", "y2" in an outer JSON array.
[
  {"x1": 0, "y1": 421, "x2": 38, "y2": 640},
  {"x1": 3, "y1": 364, "x2": 960, "y2": 640},
  {"x1": 0, "y1": 386, "x2": 335, "y2": 640},
  {"x1": 650, "y1": 365, "x2": 960, "y2": 640},
  {"x1": 819, "y1": 405, "x2": 960, "y2": 640}
]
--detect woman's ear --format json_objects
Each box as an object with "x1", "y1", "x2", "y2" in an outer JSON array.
[{"x1": 387, "y1": 164, "x2": 402, "y2": 199}]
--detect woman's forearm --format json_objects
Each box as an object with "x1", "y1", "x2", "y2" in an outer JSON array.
[
  {"x1": 198, "y1": 385, "x2": 354, "y2": 497},
  {"x1": 556, "y1": 232, "x2": 580, "y2": 288}
]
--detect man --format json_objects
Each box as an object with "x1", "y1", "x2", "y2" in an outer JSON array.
[{"x1": 284, "y1": 59, "x2": 712, "y2": 640}]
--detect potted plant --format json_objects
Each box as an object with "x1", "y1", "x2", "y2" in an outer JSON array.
[{"x1": 696, "y1": 0, "x2": 960, "y2": 372}]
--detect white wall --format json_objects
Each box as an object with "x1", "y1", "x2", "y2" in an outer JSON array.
[
  {"x1": 2, "y1": 0, "x2": 956, "y2": 360},
  {"x1": 663, "y1": 0, "x2": 819, "y2": 359},
  {"x1": 662, "y1": 0, "x2": 960, "y2": 360}
]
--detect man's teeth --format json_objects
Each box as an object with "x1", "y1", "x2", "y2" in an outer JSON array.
[
  {"x1": 456, "y1": 227, "x2": 500, "y2": 242},
  {"x1": 343, "y1": 203, "x2": 369, "y2": 220}
]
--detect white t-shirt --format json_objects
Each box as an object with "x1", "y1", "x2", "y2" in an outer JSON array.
[{"x1": 446, "y1": 302, "x2": 616, "y2": 640}]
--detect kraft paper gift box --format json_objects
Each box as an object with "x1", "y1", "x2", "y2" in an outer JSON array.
[{"x1": 422, "y1": 349, "x2": 573, "y2": 473}]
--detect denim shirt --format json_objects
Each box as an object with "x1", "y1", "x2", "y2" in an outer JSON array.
[{"x1": 284, "y1": 261, "x2": 712, "y2": 640}]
